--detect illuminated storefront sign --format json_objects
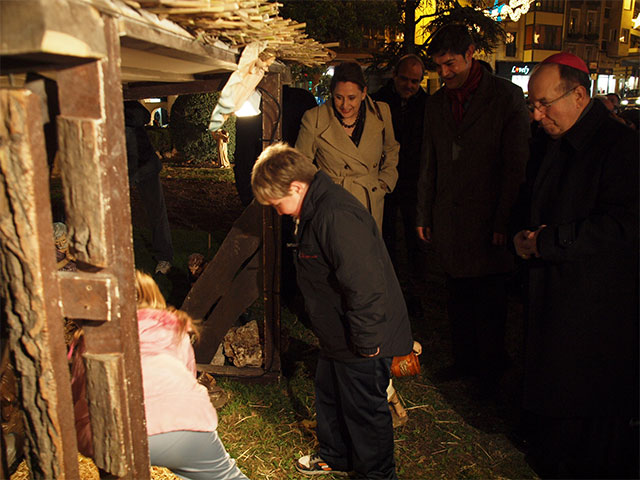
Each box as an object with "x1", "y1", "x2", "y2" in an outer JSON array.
[
  {"x1": 511, "y1": 65, "x2": 530, "y2": 75},
  {"x1": 485, "y1": 0, "x2": 535, "y2": 22}
]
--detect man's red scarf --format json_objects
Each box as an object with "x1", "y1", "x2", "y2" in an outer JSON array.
[{"x1": 445, "y1": 59, "x2": 483, "y2": 124}]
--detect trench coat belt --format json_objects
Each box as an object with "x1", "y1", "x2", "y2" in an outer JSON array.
[{"x1": 330, "y1": 171, "x2": 380, "y2": 194}]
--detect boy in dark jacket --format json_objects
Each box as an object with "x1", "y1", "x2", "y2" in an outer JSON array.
[{"x1": 251, "y1": 143, "x2": 413, "y2": 479}]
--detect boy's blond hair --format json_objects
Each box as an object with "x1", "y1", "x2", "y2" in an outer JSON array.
[
  {"x1": 135, "y1": 270, "x2": 200, "y2": 340},
  {"x1": 251, "y1": 142, "x2": 317, "y2": 205}
]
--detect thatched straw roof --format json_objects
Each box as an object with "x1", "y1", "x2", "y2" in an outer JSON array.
[{"x1": 124, "y1": 0, "x2": 336, "y2": 66}]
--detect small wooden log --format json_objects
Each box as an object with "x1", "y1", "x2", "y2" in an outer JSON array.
[{"x1": 83, "y1": 353, "x2": 128, "y2": 478}]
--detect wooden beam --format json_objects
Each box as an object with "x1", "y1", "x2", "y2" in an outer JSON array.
[
  {"x1": 0, "y1": 88, "x2": 80, "y2": 479},
  {"x1": 182, "y1": 201, "x2": 262, "y2": 319},
  {"x1": 56, "y1": 14, "x2": 151, "y2": 479},
  {"x1": 123, "y1": 76, "x2": 229, "y2": 99},
  {"x1": 83, "y1": 353, "x2": 128, "y2": 477},
  {"x1": 121, "y1": 66, "x2": 197, "y2": 84},
  {"x1": 0, "y1": 0, "x2": 107, "y2": 60},
  {"x1": 193, "y1": 253, "x2": 261, "y2": 364},
  {"x1": 56, "y1": 116, "x2": 108, "y2": 266},
  {"x1": 119, "y1": 23, "x2": 237, "y2": 68},
  {"x1": 57, "y1": 271, "x2": 117, "y2": 321},
  {"x1": 259, "y1": 72, "x2": 282, "y2": 375}
]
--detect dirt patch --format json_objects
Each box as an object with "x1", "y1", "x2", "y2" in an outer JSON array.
[
  {"x1": 131, "y1": 176, "x2": 245, "y2": 234},
  {"x1": 163, "y1": 177, "x2": 245, "y2": 233}
]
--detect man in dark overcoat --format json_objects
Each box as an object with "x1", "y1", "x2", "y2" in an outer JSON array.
[
  {"x1": 514, "y1": 52, "x2": 639, "y2": 478},
  {"x1": 416, "y1": 25, "x2": 530, "y2": 389},
  {"x1": 371, "y1": 54, "x2": 427, "y2": 310}
]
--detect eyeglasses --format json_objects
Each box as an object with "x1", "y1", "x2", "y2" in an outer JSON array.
[{"x1": 527, "y1": 86, "x2": 578, "y2": 113}]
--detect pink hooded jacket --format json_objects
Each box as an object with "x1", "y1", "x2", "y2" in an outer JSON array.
[{"x1": 71, "y1": 308, "x2": 218, "y2": 457}]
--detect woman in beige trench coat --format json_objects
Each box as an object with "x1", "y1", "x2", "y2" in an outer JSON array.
[{"x1": 295, "y1": 62, "x2": 400, "y2": 230}]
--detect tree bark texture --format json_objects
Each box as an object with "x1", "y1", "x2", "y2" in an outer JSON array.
[{"x1": 0, "y1": 88, "x2": 80, "y2": 479}]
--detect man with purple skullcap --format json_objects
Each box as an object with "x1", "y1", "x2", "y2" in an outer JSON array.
[
  {"x1": 540, "y1": 51, "x2": 590, "y2": 73},
  {"x1": 513, "y1": 52, "x2": 639, "y2": 478}
]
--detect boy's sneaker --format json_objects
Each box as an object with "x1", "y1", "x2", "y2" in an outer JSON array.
[{"x1": 296, "y1": 454, "x2": 348, "y2": 476}]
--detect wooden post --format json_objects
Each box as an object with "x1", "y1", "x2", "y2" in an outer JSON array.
[
  {"x1": 0, "y1": 89, "x2": 80, "y2": 479},
  {"x1": 259, "y1": 72, "x2": 282, "y2": 375},
  {"x1": 55, "y1": 14, "x2": 150, "y2": 479}
]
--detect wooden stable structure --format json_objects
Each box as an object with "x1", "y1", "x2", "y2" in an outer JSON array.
[{"x1": 0, "y1": 0, "x2": 333, "y2": 478}]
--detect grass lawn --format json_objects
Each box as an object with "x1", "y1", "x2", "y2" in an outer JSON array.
[
  {"x1": 22, "y1": 166, "x2": 537, "y2": 479},
  {"x1": 135, "y1": 166, "x2": 538, "y2": 479}
]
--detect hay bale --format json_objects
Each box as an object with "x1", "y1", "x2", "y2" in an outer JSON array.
[{"x1": 10, "y1": 455, "x2": 180, "y2": 479}]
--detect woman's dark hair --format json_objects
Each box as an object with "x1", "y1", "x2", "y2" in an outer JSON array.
[{"x1": 330, "y1": 62, "x2": 366, "y2": 93}]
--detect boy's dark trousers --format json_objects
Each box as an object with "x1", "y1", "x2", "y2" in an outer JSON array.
[{"x1": 315, "y1": 356, "x2": 397, "y2": 480}]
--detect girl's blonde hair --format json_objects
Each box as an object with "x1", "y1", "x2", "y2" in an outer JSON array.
[{"x1": 135, "y1": 270, "x2": 200, "y2": 341}]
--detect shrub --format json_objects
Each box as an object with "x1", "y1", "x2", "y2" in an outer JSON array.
[
  {"x1": 170, "y1": 92, "x2": 236, "y2": 166},
  {"x1": 145, "y1": 126, "x2": 172, "y2": 155}
]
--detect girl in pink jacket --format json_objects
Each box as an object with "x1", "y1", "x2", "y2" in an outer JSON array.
[{"x1": 70, "y1": 271, "x2": 248, "y2": 480}]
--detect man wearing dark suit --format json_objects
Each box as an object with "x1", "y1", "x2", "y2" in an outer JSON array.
[{"x1": 416, "y1": 25, "x2": 530, "y2": 390}]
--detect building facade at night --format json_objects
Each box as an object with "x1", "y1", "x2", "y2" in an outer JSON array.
[{"x1": 492, "y1": 0, "x2": 639, "y2": 97}]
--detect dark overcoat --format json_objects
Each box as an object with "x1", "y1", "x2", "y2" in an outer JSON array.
[
  {"x1": 371, "y1": 80, "x2": 427, "y2": 200},
  {"x1": 294, "y1": 171, "x2": 413, "y2": 361},
  {"x1": 416, "y1": 69, "x2": 530, "y2": 277},
  {"x1": 519, "y1": 99, "x2": 639, "y2": 417}
]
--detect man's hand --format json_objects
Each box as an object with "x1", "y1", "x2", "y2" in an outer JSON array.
[
  {"x1": 513, "y1": 225, "x2": 546, "y2": 259},
  {"x1": 417, "y1": 226, "x2": 432, "y2": 243}
]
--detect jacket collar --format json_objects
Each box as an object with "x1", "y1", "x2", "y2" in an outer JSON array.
[
  {"x1": 560, "y1": 99, "x2": 607, "y2": 152},
  {"x1": 437, "y1": 67, "x2": 493, "y2": 133},
  {"x1": 318, "y1": 96, "x2": 384, "y2": 166},
  {"x1": 298, "y1": 171, "x2": 333, "y2": 227}
]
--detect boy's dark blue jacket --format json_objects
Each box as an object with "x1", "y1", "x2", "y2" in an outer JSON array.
[{"x1": 293, "y1": 171, "x2": 413, "y2": 361}]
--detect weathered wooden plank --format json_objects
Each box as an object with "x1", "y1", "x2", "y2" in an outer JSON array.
[
  {"x1": 0, "y1": 0, "x2": 106, "y2": 60},
  {"x1": 0, "y1": 88, "x2": 80, "y2": 479},
  {"x1": 182, "y1": 200, "x2": 262, "y2": 320},
  {"x1": 193, "y1": 253, "x2": 261, "y2": 363},
  {"x1": 56, "y1": 116, "x2": 108, "y2": 266},
  {"x1": 120, "y1": 66, "x2": 197, "y2": 84},
  {"x1": 56, "y1": 14, "x2": 151, "y2": 479},
  {"x1": 57, "y1": 271, "x2": 117, "y2": 321},
  {"x1": 259, "y1": 72, "x2": 282, "y2": 374},
  {"x1": 123, "y1": 76, "x2": 229, "y2": 100},
  {"x1": 119, "y1": 22, "x2": 237, "y2": 68},
  {"x1": 83, "y1": 353, "x2": 128, "y2": 477}
]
